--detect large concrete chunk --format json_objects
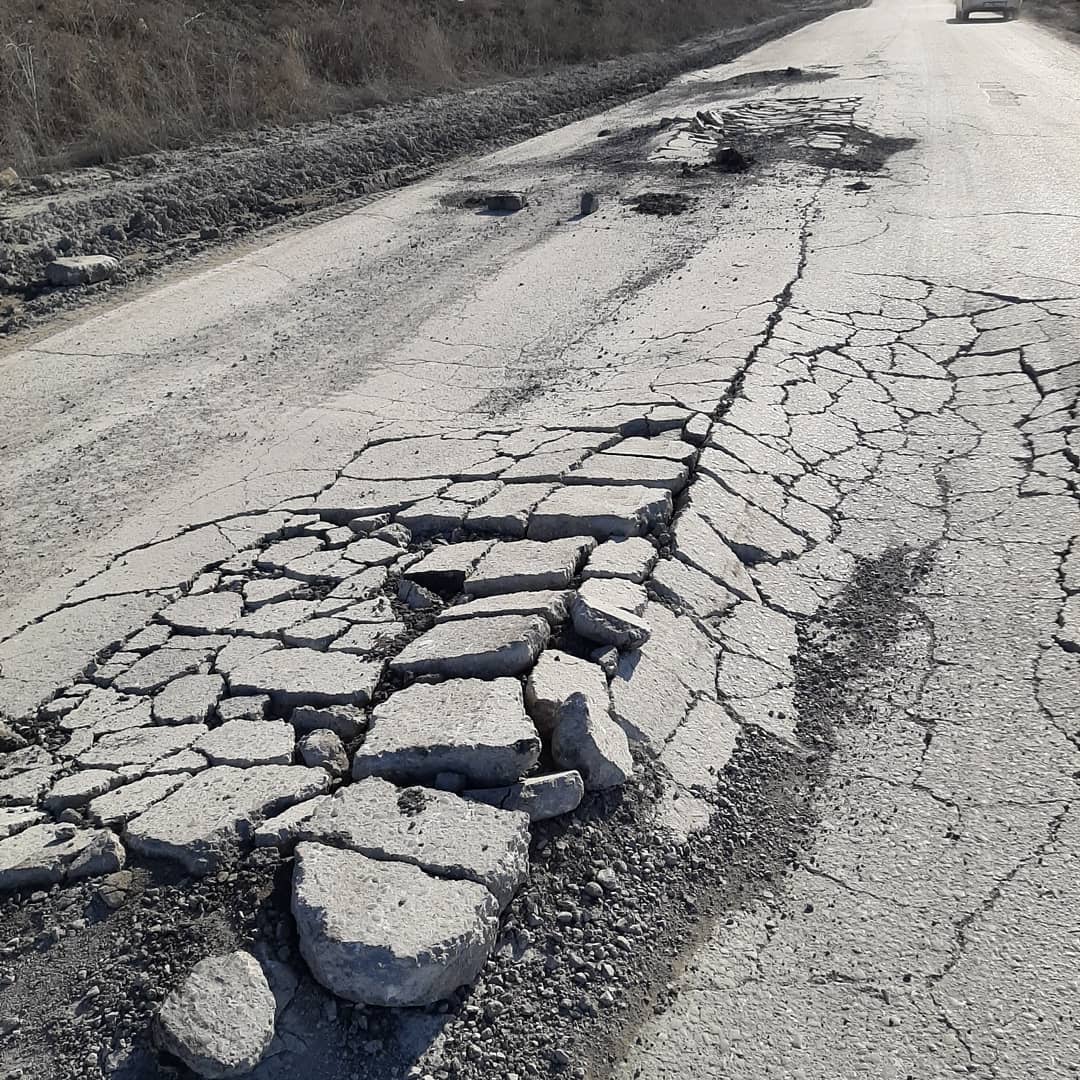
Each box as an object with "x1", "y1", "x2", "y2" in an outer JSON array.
[
  {"x1": 292, "y1": 843, "x2": 499, "y2": 1006},
  {"x1": 465, "y1": 483, "x2": 557, "y2": 537},
  {"x1": 77, "y1": 723, "x2": 207, "y2": 770},
  {"x1": 310, "y1": 478, "x2": 449, "y2": 522},
  {"x1": 552, "y1": 693, "x2": 633, "y2": 791},
  {"x1": 354, "y1": 678, "x2": 540, "y2": 787},
  {"x1": 582, "y1": 537, "x2": 658, "y2": 584},
  {"x1": 437, "y1": 590, "x2": 572, "y2": 627},
  {"x1": 564, "y1": 453, "x2": 690, "y2": 492},
  {"x1": 88, "y1": 772, "x2": 190, "y2": 827},
  {"x1": 602, "y1": 436, "x2": 697, "y2": 464},
  {"x1": 465, "y1": 538, "x2": 595, "y2": 598},
  {"x1": 528, "y1": 484, "x2": 672, "y2": 541},
  {"x1": 525, "y1": 650, "x2": 610, "y2": 737},
  {"x1": 43, "y1": 769, "x2": 122, "y2": 812},
  {"x1": 387, "y1": 614, "x2": 549, "y2": 680},
  {"x1": 195, "y1": 719, "x2": 295, "y2": 767},
  {"x1": 114, "y1": 643, "x2": 219, "y2": 694},
  {"x1": 155, "y1": 951, "x2": 275, "y2": 1079},
  {"x1": 228, "y1": 649, "x2": 382, "y2": 709},
  {"x1": 253, "y1": 795, "x2": 332, "y2": 850},
  {"x1": 289, "y1": 703, "x2": 366, "y2": 740},
  {"x1": 0, "y1": 823, "x2": 125, "y2": 891},
  {"x1": 124, "y1": 765, "x2": 331, "y2": 874},
  {"x1": 159, "y1": 594, "x2": 243, "y2": 634},
  {"x1": 152, "y1": 674, "x2": 225, "y2": 725},
  {"x1": 648, "y1": 557, "x2": 739, "y2": 621},
  {"x1": 299, "y1": 778, "x2": 529, "y2": 908},
  {"x1": 404, "y1": 541, "x2": 495, "y2": 595},
  {"x1": 46, "y1": 255, "x2": 120, "y2": 287},
  {"x1": 570, "y1": 580, "x2": 651, "y2": 648},
  {"x1": 59, "y1": 687, "x2": 153, "y2": 733},
  {"x1": 464, "y1": 771, "x2": 585, "y2": 822}
]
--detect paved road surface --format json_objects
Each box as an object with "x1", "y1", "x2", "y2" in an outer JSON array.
[{"x1": 1, "y1": 0, "x2": 1078, "y2": 1076}]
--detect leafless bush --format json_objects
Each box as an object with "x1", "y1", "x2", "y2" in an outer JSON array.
[{"x1": 0, "y1": 0, "x2": 775, "y2": 172}]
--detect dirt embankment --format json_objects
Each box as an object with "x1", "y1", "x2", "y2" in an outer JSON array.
[{"x1": 0, "y1": 0, "x2": 856, "y2": 334}]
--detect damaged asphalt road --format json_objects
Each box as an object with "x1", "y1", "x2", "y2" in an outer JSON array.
[{"x1": 2, "y1": 0, "x2": 1080, "y2": 1077}]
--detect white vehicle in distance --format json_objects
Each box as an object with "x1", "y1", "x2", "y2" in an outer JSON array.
[{"x1": 955, "y1": 0, "x2": 1022, "y2": 20}]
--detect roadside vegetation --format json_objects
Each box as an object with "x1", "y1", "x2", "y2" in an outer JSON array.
[
  {"x1": 1, "y1": 0, "x2": 778, "y2": 172},
  {"x1": 1027, "y1": 0, "x2": 1080, "y2": 35}
]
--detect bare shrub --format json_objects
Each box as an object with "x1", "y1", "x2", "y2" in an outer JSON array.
[{"x1": 0, "y1": 0, "x2": 778, "y2": 172}]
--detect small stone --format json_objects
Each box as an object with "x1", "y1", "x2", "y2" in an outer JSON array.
[
  {"x1": 298, "y1": 730, "x2": 348, "y2": 776},
  {"x1": 580, "y1": 192, "x2": 600, "y2": 216},
  {"x1": 97, "y1": 869, "x2": 134, "y2": 910},
  {"x1": 486, "y1": 191, "x2": 527, "y2": 212},
  {"x1": 155, "y1": 951, "x2": 275, "y2": 1079}
]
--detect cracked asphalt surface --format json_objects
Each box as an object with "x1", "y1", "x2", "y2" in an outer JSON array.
[{"x1": 1, "y1": 0, "x2": 1079, "y2": 1076}]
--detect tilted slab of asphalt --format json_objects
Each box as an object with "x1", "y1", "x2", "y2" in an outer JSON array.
[{"x1": 0, "y1": 0, "x2": 1078, "y2": 1077}]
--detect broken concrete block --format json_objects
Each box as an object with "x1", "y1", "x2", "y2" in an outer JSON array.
[
  {"x1": 292, "y1": 843, "x2": 500, "y2": 1006},
  {"x1": 581, "y1": 537, "x2": 657, "y2": 584},
  {"x1": 124, "y1": 765, "x2": 331, "y2": 874},
  {"x1": 464, "y1": 537, "x2": 595, "y2": 597},
  {"x1": 77, "y1": 723, "x2": 207, "y2": 771},
  {"x1": 298, "y1": 729, "x2": 348, "y2": 776},
  {"x1": 297, "y1": 778, "x2": 529, "y2": 908},
  {"x1": 216, "y1": 695, "x2": 270, "y2": 723},
  {"x1": 228, "y1": 649, "x2": 381, "y2": 710},
  {"x1": 253, "y1": 795, "x2": 332, "y2": 850},
  {"x1": 603, "y1": 435, "x2": 697, "y2": 464},
  {"x1": 570, "y1": 583, "x2": 651, "y2": 649},
  {"x1": 353, "y1": 678, "x2": 540, "y2": 787},
  {"x1": 564, "y1": 453, "x2": 689, "y2": 492},
  {"x1": 45, "y1": 255, "x2": 119, "y2": 287},
  {"x1": 289, "y1": 703, "x2": 365, "y2": 740},
  {"x1": 0, "y1": 823, "x2": 125, "y2": 891},
  {"x1": 404, "y1": 541, "x2": 495, "y2": 595},
  {"x1": 87, "y1": 772, "x2": 190, "y2": 827},
  {"x1": 158, "y1": 593, "x2": 243, "y2": 634},
  {"x1": 387, "y1": 614, "x2": 549, "y2": 680},
  {"x1": 551, "y1": 693, "x2": 633, "y2": 791},
  {"x1": 43, "y1": 769, "x2": 122, "y2": 812},
  {"x1": 152, "y1": 674, "x2": 225, "y2": 725},
  {"x1": 195, "y1": 719, "x2": 295, "y2": 767},
  {"x1": 485, "y1": 191, "x2": 527, "y2": 211},
  {"x1": 524, "y1": 650, "x2": 610, "y2": 737},
  {"x1": 464, "y1": 770, "x2": 585, "y2": 822},
  {"x1": 672, "y1": 509, "x2": 760, "y2": 601},
  {"x1": 436, "y1": 590, "x2": 572, "y2": 627},
  {"x1": 528, "y1": 485, "x2": 672, "y2": 541},
  {"x1": 155, "y1": 951, "x2": 275, "y2": 1079},
  {"x1": 465, "y1": 483, "x2": 557, "y2": 538}
]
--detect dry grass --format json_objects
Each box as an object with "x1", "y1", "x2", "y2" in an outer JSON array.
[
  {"x1": 1026, "y1": 0, "x2": 1080, "y2": 35},
  {"x1": 0, "y1": 0, "x2": 775, "y2": 172}
]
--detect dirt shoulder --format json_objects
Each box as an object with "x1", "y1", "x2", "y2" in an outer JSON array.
[{"x1": 0, "y1": 0, "x2": 855, "y2": 336}]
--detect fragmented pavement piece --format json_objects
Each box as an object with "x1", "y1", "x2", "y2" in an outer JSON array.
[
  {"x1": 672, "y1": 508, "x2": 760, "y2": 601},
  {"x1": 77, "y1": 723, "x2": 207, "y2": 770},
  {"x1": 158, "y1": 594, "x2": 243, "y2": 634},
  {"x1": 354, "y1": 678, "x2": 541, "y2": 787},
  {"x1": 404, "y1": 541, "x2": 495, "y2": 594},
  {"x1": 340, "y1": 538, "x2": 402, "y2": 568},
  {"x1": 152, "y1": 674, "x2": 226, "y2": 725},
  {"x1": 310, "y1": 477, "x2": 450, "y2": 522},
  {"x1": 230, "y1": 600, "x2": 321, "y2": 638},
  {"x1": 464, "y1": 770, "x2": 585, "y2": 822},
  {"x1": 0, "y1": 823, "x2": 125, "y2": 891},
  {"x1": 2, "y1": 765, "x2": 61, "y2": 807},
  {"x1": 570, "y1": 582, "x2": 651, "y2": 649},
  {"x1": 124, "y1": 765, "x2": 331, "y2": 874},
  {"x1": 660, "y1": 696, "x2": 740, "y2": 793},
  {"x1": 464, "y1": 537, "x2": 596, "y2": 597},
  {"x1": 525, "y1": 650, "x2": 611, "y2": 737},
  {"x1": 281, "y1": 617, "x2": 348, "y2": 650},
  {"x1": 228, "y1": 649, "x2": 382, "y2": 709},
  {"x1": 648, "y1": 557, "x2": 739, "y2": 621},
  {"x1": 297, "y1": 778, "x2": 530, "y2": 908},
  {"x1": 87, "y1": 772, "x2": 190, "y2": 827},
  {"x1": 602, "y1": 436, "x2": 697, "y2": 464},
  {"x1": 59, "y1": 687, "x2": 153, "y2": 733},
  {"x1": 436, "y1": 590, "x2": 572, "y2": 627},
  {"x1": 528, "y1": 484, "x2": 672, "y2": 541},
  {"x1": 256, "y1": 536, "x2": 322, "y2": 572},
  {"x1": 113, "y1": 643, "x2": 218, "y2": 695},
  {"x1": 216, "y1": 695, "x2": 270, "y2": 723},
  {"x1": 195, "y1": 719, "x2": 295, "y2": 767},
  {"x1": 45, "y1": 254, "x2": 120, "y2": 287},
  {"x1": 292, "y1": 842, "x2": 500, "y2": 1006},
  {"x1": 610, "y1": 602, "x2": 718, "y2": 748},
  {"x1": 253, "y1": 795, "x2": 332, "y2": 850},
  {"x1": 387, "y1": 614, "x2": 550, "y2": 680},
  {"x1": 43, "y1": 769, "x2": 122, "y2": 812},
  {"x1": 0, "y1": 807, "x2": 47, "y2": 839},
  {"x1": 155, "y1": 951, "x2": 276, "y2": 1080},
  {"x1": 551, "y1": 692, "x2": 633, "y2": 791},
  {"x1": 395, "y1": 497, "x2": 469, "y2": 535},
  {"x1": 564, "y1": 453, "x2": 690, "y2": 492},
  {"x1": 328, "y1": 621, "x2": 407, "y2": 655},
  {"x1": 687, "y1": 477, "x2": 806, "y2": 564},
  {"x1": 581, "y1": 537, "x2": 657, "y2": 584},
  {"x1": 289, "y1": 703, "x2": 366, "y2": 740},
  {"x1": 213, "y1": 637, "x2": 282, "y2": 678},
  {"x1": 242, "y1": 578, "x2": 307, "y2": 609},
  {"x1": 465, "y1": 483, "x2": 557, "y2": 537}
]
